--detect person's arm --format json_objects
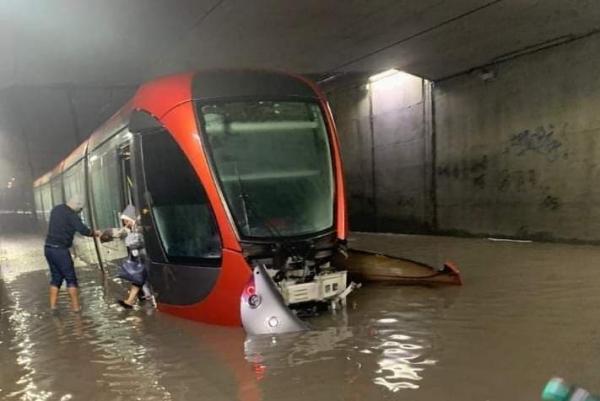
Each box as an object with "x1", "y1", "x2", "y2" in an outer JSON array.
[
  {"x1": 69, "y1": 213, "x2": 99, "y2": 237},
  {"x1": 111, "y1": 227, "x2": 129, "y2": 239},
  {"x1": 97, "y1": 227, "x2": 125, "y2": 243}
]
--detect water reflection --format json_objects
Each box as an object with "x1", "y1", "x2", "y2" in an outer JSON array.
[
  {"x1": 370, "y1": 325, "x2": 436, "y2": 392},
  {"x1": 0, "y1": 235, "x2": 448, "y2": 401},
  {"x1": 2, "y1": 275, "x2": 173, "y2": 400},
  {"x1": 243, "y1": 292, "x2": 446, "y2": 396},
  {"x1": 5, "y1": 288, "x2": 55, "y2": 401},
  {"x1": 9, "y1": 231, "x2": 600, "y2": 401}
]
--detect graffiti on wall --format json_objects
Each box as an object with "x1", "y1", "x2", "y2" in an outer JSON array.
[
  {"x1": 497, "y1": 169, "x2": 538, "y2": 192},
  {"x1": 437, "y1": 160, "x2": 563, "y2": 212},
  {"x1": 505, "y1": 124, "x2": 568, "y2": 162},
  {"x1": 437, "y1": 155, "x2": 488, "y2": 189}
]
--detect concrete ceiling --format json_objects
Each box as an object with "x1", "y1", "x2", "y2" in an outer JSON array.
[{"x1": 0, "y1": 0, "x2": 599, "y2": 86}]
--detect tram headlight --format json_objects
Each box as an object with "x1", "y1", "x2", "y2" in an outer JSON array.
[{"x1": 242, "y1": 275, "x2": 261, "y2": 309}]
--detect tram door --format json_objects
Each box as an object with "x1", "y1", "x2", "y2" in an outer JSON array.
[
  {"x1": 129, "y1": 123, "x2": 223, "y2": 306},
  {"x1": 88, "y1": 130, "x2": 136, "y2": 268}
]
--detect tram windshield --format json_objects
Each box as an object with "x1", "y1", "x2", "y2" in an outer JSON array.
[{"x1": 198, "y1": 101, "x2": 335, "y2": 239}]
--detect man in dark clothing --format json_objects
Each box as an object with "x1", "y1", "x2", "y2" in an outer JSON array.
[{"x1": 45, "y1": 195, "x2": 100, "y2": 311}]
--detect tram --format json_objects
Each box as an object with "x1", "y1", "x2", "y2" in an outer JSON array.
[{"x1": 33, "y1": 70, "x2": 349, "y2": 334}]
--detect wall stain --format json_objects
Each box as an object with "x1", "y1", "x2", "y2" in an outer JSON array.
[
  {"x1": 396, "y1": 196, "x2": 416, "y2": 208},
  {"x1": 473, "y1": 174, "x2": 485, "y2": 189},
  {"x1": 470, "y1": 155, "x2": 488, "y2": 173},
  {"x1": 528, "y1": 169, "x2": 537, "y2": 187},
  {"x1": 516, "y1": 225, "x2": 529, "y2": 237},
  {"x1": 541, "y1": 195, "x2": 561, "y2": 211},
  {"x1": 505, "y1": 124, "x2": 569, "y2": 162}
]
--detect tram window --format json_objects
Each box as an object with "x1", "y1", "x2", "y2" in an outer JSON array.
[
  {"x1": 37, "y1": 189, "x2": 43, "y2": 220},
  {"x1": 142, "y1": 131, "x2": 221, "y2": 262},
  {"x1": 63, "y1": 160, "x2": 91, "y2": 225},
  {"x1": 89, "y1": 135, "x2": 125, "y2": 229},
  {"x1": 119, "y1": 144, "x2": 134, "y2": 206},
  {"x1": 40, "y1": 184, "x2": 52, "y2": 221},
  {"x1": 33, "y1": 188, "x2": 41, "y2": 220},
  {"x1": 51, "y1": 177, "x2": 63, "y2": 206},
  {"x1": 33, "y1": 188, "x2": 39, "y2": 220},
  {"x1": 199, "y1": 101, "x2": 334, "y2": 238}
]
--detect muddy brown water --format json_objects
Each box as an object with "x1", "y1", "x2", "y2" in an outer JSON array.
[{"x1": 2, "y1": 224, "x2": 600, "y2": 400}]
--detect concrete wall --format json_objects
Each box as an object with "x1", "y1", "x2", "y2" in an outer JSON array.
[
  {"x1": 327, "y1": 72, "x2": 434, "y2": 233},
  {"x1": 434, "y1": 34, "x2": 600, "y2": 242},
  {"x1": 328, "y1": 33, "x2": 600, "y2": 242},
  {"x1": 0, "y1": 85, "x2": 136, "y2": 211},
  {"x1": 0, "y1": 91, "x2": 31, "y2": 210},
  {"x1": 326, "y1": 78, "x2": 374, "y2": 231}
]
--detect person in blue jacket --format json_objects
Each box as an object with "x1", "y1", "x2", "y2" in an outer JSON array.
[{"x1": 44, "y1": 195, "x2": 101, "y2": 311}]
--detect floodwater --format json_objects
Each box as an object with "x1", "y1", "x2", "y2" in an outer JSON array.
[{"x1": 2, "y1": 219, "x2": 600, "y2": 400}]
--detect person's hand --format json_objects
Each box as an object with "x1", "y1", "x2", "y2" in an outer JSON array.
[
  {"x1": 100, "y1": 230, "x2": 114, "y2": 243},
  {"x1": 94, "y1": 230, "x2": 103, "y2": 237}
]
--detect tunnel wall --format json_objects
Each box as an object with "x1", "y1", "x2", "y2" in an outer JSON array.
[
  {"x1": 10, "y1": 86, "x2": 136, "y2": 177},
  {"x1": 327, "y1": 72, "x2": 434, "y2": 233},
  {"x1": 0, "y1": 92, "x2": 31, "y2": 210},
  {"x1": 326, "y1": 80, "x2": 374, "y2": 231},
  {"x1": 328, "y1": 33, "x2": 600, "y2": 242},
  {"x1": 0, "y1": 85, "x2": 136, "y2": 212},
  {"x1": 434, "y1": 34, "x2": 600, "y2": 242}
]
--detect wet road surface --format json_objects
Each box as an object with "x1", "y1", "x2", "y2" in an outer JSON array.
[{"x1": 2, "y1": 225, "x2": 600, "y2": 400}]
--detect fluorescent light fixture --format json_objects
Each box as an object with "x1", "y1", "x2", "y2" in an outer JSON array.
[{"x1": 368, "y1": 69, "x2": 401, "y2": 83}]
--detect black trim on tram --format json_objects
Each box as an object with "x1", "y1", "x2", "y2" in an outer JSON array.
[
  {"x1": 192, "y1": 70, "x2": 318, "y2": 100},
  {"x1": 146, "y1": 261, "x2": 220, "y2": 306},
  {"x1": 130, "y1": 110, "x2": 223, "y2": 306}
]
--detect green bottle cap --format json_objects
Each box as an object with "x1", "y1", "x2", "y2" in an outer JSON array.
[{"x1": 542, "y1": 378, "x2": 571, "y2": 401}]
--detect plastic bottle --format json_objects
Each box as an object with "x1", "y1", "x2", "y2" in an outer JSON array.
[{"x1": 542, "y1": 377, "x2": 600, "y2": 401}]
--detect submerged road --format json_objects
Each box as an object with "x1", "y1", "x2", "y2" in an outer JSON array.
[{"x1": 2, "y1": 219, "x2": 600, "y2": 400}]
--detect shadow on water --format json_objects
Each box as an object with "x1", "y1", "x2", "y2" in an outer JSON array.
[{"x1": 245, "y1": 286, "x2": 460, "y2": 397}]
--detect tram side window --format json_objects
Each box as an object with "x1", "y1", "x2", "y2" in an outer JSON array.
[
  {"x1": 37, "y1": 189, "x2": 44, "y2": 220},
  {"x1": 142, "y1": 131, "x2": 221, "y2": 262},
  {"x1": 89, "y1": 136, "x2": 124, "y2": 229},
  {"x1": 51, "y1": 177, "x2": 63, "y2": 206},
  {"x1": 40, "y1": 184, "x2": 52, "y2": 222},
  {"x1": 33, "y1": 188, "x2": 42, "y2": 220},
  {"x1": 63, "y1": 160, "x2": 90, "y2": 225}
]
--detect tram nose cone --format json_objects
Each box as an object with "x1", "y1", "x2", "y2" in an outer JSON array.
[{"x1": 241, "y1": 265, "x2": 309, "y2": 335}]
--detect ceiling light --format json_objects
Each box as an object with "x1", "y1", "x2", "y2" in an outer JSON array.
[
  {"x1": 368, "y1": 69, "x2": 401, "y2": 83},
  {"x1": 478, "y1": 69, "x2": 496, "y2": 82}
]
